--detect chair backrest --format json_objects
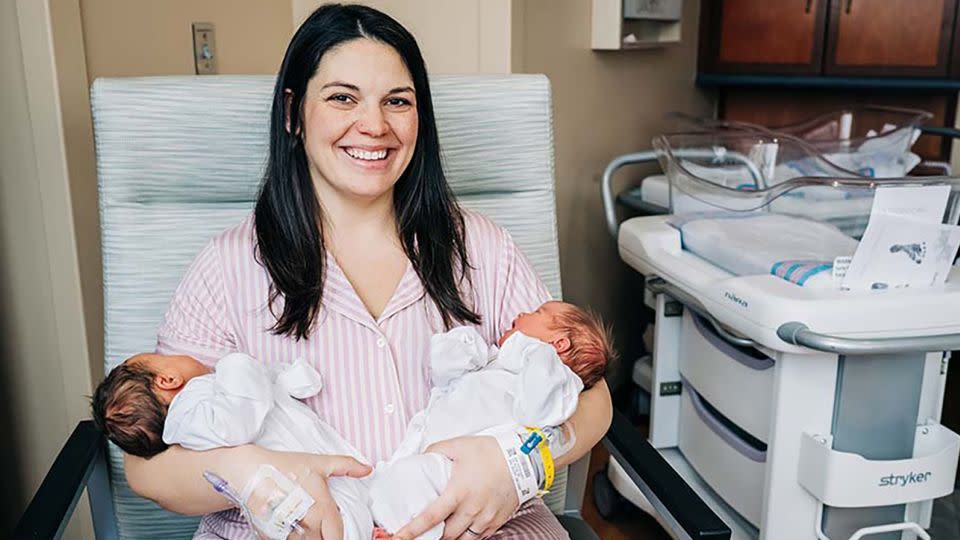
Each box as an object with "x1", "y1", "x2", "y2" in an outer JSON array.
[{"x1": 92, "y1": 74, "x2": 564, "y2": 538}]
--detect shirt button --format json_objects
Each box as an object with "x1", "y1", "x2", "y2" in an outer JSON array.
[
  {"x1": 384, "y1": 403, "x2": 396, "y2": 414},
  {"x1": 376, "y1": 337, "x2": 386, "y2": 348}
]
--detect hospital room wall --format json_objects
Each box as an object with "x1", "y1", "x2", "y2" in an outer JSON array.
[
  {"x1": 1, "y1": 1, "x2": 96, "y2": 538},
  {"x1": 0, "y1": 1, "x2": 295, "y2": 537},
  {"x1": 511, "y1": 0, "x2": 713, "y2": 380}
]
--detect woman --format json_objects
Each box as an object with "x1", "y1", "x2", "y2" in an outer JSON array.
[{"x1": 125, "y1": 4, "x2": 612, "y2": 539}]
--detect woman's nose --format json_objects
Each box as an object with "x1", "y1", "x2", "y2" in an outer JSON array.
[{"x1": 356, "y1": 103, "x2": 389, "y2": 137}]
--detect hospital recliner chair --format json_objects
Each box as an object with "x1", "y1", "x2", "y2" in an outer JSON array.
[{"x1": 12, "y1": 74, "x2": 626, "y2": 539}]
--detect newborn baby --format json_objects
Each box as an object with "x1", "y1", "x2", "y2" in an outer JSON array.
[
  {"x1": 368, "y1": 301, "x2": 612, "y2": 538},
  {"x1": 92, "y1": 301, "x2": 613, "y2": 540},
  {"x1": 92, "y1": 351, "x2": 375, "y2": 539}
]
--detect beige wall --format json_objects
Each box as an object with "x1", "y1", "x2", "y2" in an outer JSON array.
[
  {"x1": 294, "y1": 0, "x2": 514, "y2": 73},
  {"x1": 1, "y1": 1, "x2": 95, "y2": 537},
  {"x1": 81, "y1": 0, "x2": 293, "y2": 79},
  {"x1": 514, "y1": 0, "x2": 712, "y2": 380},
  {"x1": 1, "y1": 1, "x2": 296, "y2": 537}
]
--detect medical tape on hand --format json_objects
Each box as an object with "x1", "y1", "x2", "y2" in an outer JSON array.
[
  {"x1": 486, "y1": 427, "x2": 540, "y2": 506},
  {"x1": 240, "y1": 464, "x2": 315, "y2": 540}
]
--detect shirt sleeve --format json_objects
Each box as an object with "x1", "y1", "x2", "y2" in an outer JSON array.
[
  {"x1": 494, "y1": 228, "x2": 552, "y2": 339},
  {"x1": 156, "y1": 239, "x2": 237, "y2": 366}
]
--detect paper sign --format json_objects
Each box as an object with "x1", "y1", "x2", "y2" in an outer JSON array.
[{"x1": 842, "y1": 186, "x2": 960, "y2": 290}]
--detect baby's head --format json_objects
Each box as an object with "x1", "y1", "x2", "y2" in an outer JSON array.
[
  {"x1": 499, "y1": 301, "x2": 615, "y2": 388},
  {"x1": 91, "y1": 353, "x2": 210, "y2": 458}
]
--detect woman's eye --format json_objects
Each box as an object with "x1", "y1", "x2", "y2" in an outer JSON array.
[
  {"x1": 328, "y1": 94, "x2": 354, "y2": 104},
  {"x1": 386, "y1": 97, "x2": 412, "y2": 107}
]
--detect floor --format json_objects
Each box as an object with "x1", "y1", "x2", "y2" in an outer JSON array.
[{"x1": 579, "y1": 444, "x2": 672, "y2": 540}]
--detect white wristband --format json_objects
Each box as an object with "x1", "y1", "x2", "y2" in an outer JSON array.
[{"x1": 484, "y1": 426, "x2": 539, "y2": 506}]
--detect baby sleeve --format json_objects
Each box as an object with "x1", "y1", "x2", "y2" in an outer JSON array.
[
  {"x1": 429, "y1": 326, "x2": 492, "y2": 388},
  {"x1": 156, "y1": 239, "x2": 237, "y2": 366}
]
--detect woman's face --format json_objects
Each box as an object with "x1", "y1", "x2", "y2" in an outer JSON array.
[{"x1": 297, "y1": 38, "x2": 419, "y2": 205}]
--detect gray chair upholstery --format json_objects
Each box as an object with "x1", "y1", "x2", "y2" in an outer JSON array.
[{"x1": 92, "y1": 74, "x2": 591, "y2": 538}]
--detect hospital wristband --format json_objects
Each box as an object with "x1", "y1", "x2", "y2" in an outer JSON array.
[
  {"x1": 486, "y1": 427, "x2": 540, "y2": 505},
  {"x1": 522, "y1": 428, "x2": 555, "y2": 494}
]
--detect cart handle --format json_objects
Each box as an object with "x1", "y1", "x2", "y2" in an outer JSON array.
[
  {"x1": 777, "y1": 322, "x2": 960, "y2": 354},
  {"x1": 601, "y1": 149, "x2": 763, "y2": 239}
]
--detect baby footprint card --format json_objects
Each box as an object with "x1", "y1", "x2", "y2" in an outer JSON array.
[{"x1": 842, "y1": 185, "x2": 960, "y2": 290}]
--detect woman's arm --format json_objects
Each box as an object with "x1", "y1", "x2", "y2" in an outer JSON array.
[
  {"x1": 125, "y1": 445, "x2": 371, "y2": 517},
  {"x1": 125, "y1": 445, "x2": 265, "y2": 515},
  {"x1": 553, "y1": 378, "x2": 613, "y2": 469}
]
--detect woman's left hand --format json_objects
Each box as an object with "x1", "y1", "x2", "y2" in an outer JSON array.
[{"x1": 393, "y1": 435, "x2": 517, "y2": 540}]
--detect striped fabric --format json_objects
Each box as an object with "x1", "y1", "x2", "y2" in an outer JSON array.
[
  {"x1": 162, "y1": 211, "x2": 566, "y2": 539},
  {"x1": 93, "y1": 74, "x2": 568, "y2": 539}
]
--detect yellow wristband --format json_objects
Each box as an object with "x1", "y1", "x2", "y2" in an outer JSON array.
[{"x1": 526, "y1": 427, "x2": 555, "y2": 494}]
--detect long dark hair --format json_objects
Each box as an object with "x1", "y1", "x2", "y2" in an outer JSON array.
[{"x1": 255, "y1": 3, "x2": 479, "y2": 339}]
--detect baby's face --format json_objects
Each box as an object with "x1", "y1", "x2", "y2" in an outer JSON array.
[{"x1": 498, "y1": 301, "x2": 571, "y2": 347}]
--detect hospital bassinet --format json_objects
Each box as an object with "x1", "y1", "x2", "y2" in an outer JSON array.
[
  {"x1": 671, "y1": 106, "x2": 933, "y2": 179},
  {"x1": 607, "y1": 172, "x2": 960, "y2": 539},
  {"x1": 603, "y1": 106, "x2": 940, "y2": 238}
]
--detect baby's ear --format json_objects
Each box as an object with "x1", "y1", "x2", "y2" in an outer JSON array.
[
  {"x1": 551, "y1": 336, "x2": 572, "y2": 355},
  {"x1": 154, "y1": 372, "x2": 184, "y2": 391}
]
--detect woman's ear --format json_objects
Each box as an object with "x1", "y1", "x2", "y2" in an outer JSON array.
[
  {"x1": 551, "y1": 336, "x2": 572, "y2": 355},
  {"x1": 284, "y1": 88, "x2": 297, "y2": 135},
  {"x1": 154, "y1": 371, "x2": 185, "y2": 391}
]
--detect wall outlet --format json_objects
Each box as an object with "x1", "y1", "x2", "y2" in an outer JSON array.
[{"x1": 192, "y1": 22, "x2": 217, "y2": 75}]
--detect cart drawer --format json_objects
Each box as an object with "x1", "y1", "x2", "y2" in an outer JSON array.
[
  {"x1": 679, "y1": 310, "x2": 774, "y2": 442},
  {"x1": 679, "y1": 379, "x2": 767, "y2": 528}
]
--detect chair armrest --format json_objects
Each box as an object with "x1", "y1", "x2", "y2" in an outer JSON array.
[
  {"x1": 604, "y1": 410, "x2": 731, "y2": 539},
  {"x1": 12, "y1": 420, "x2": 118, "y2": 540}
]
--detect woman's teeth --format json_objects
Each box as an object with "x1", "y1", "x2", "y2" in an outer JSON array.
[{"x1": 345, "y1": 148, "x2": 388, "y2": 161}]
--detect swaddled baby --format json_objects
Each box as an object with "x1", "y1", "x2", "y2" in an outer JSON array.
[{"x1": 91, "y1": 301, "x2": 613, "y2": 540}]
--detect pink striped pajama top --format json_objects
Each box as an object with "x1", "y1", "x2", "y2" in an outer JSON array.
[{"x1": 156, "y1": 209, "x2": 568, "y2": 539}]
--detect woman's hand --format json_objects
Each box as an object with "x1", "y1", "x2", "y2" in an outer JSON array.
[
  {"x1": 393, "y1": 436, "x2": 517, "y2": 540},
  {"x1": 287, "y1": 454, "x2": 373, "y2": 540}
]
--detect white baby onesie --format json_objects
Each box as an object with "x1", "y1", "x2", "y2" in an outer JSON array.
[
  {"x1": 162, "y1": 353, "x2": 374, "y2": 540},
  {"x1": 368, "y1": 328, "x2": 584, "y2": 539}
]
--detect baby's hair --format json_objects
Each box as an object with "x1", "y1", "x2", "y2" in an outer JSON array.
[
  {"x1": 552, "y1": 304, "x2": 617, "y2": 389},
  {"x1": 91, "y1": 360, "x2": 170, "y2": 458}
]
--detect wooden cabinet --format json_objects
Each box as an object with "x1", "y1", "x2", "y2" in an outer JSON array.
[
  {"x1": 825, "y1": 0, "x2": 956, "y2": 77},
  {"x1": 699, "y1": 0, "x2": 829, "y2": 75},
  {"x1": 701, "y1": 0, "x2": 959, "y2": 78}
]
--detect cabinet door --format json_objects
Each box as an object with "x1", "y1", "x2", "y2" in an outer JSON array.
[
  {"x1": 825, "y1": 0, "x2": 957, "y2": 77},
  {"x1": 699, "y1": 0, "x2": 829, "y2": 75}
]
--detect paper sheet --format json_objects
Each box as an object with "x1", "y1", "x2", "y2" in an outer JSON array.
[{"x1": 842, "y1": 185, "x2": 960, "y2": 290}]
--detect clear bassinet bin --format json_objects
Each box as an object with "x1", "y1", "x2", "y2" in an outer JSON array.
[
  {"x1": 653, "y1": 132, "x2": 960, "y2": 288},
  {"x1": 653, "y1": 131, "x2": 865, "y2": 219},
  {"x1": 669, "y1": 106, "x2": 932, "y2": 178}
]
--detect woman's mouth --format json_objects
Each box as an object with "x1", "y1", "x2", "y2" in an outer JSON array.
[{"x1": 343, "y1": 147, "x2": 389, "y2": 161}]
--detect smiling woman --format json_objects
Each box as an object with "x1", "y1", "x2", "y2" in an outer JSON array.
[{"x1": 121, "y1": 4, "x2": 612, "y2": 540}]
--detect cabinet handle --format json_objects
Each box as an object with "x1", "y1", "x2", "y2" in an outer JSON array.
[
  {"x1": 845, "y1": 0, "x2": 853, "y2": 14},
  {"x1": 804, "y1": 0, "x2": 813, "y2": 13}
]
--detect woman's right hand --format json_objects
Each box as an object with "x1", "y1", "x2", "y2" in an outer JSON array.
[{"x1": 287, "y1": 454, "x2": 372, "y2": 540}]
